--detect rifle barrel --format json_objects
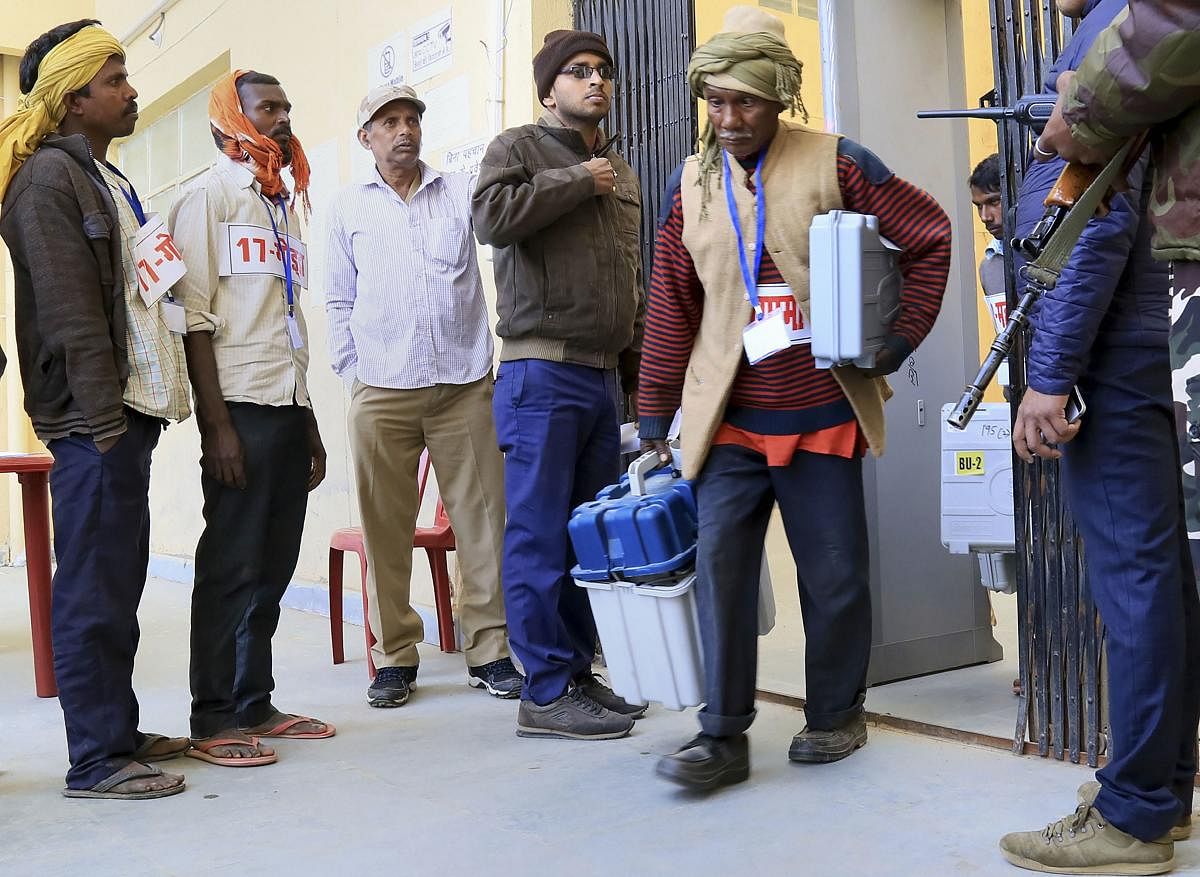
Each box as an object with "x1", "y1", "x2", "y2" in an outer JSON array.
[{"x1": 917, "y1": 107, "x2": 1012, "y2": 121}]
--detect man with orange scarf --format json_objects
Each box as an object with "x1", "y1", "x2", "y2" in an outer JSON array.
[{"x1": 169, "y1": 70, "x2": 332, "y2": 768}]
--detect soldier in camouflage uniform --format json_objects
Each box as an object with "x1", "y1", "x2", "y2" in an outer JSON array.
[
  {"x1": 1171, "y1": 270, "x2": 1200, "y2": 547},
  {"x1": 1015, "y1": 2, "x2": 1200, "y2": 874}
]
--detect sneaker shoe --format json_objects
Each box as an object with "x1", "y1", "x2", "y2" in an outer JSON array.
[
  {"x1": 1079, "y1": 780, "x2": 1193, "y2": 842},
  {"x1": 516, "y1": 689, "x2": 634, "y2": 740},
  {"x1": 573, "y1": 672, "x2": 647, "y2": 719},
  {"x1": 788, "y1": 714, "x2": 867, "y2": 764},
  {"x1": 656, "y1": 733, "x2": 750, "y2": 792},
  {"x1": 999, "y1": 802, "x2": 1174, "y2": 875},
  {"x1": 468, "y1": 658, "x2": 523, "y2": 699},
  {"x1": 367, "y1": 666, "x2": 416, "y2": 708}
]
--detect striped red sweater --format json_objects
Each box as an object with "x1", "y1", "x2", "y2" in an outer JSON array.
[{"x1": 638, "y1": 139, "x2": 952, "y2": 439}]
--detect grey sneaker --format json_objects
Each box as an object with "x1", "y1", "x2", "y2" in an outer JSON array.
[
  {"x1": 1078, "y1": 780, "x2": 1192, "y2": 842},
  {"x1": 367, "y1": 666, "x2": 416, "y2": 708},
  {"x1": 516, "y1": 689, "x2": 634, "y2": 740},
  {"x1": 573, "y1": 672, "x2": 647, "y2": 719},
  {"x1": 999, "y1": 802, "x2": 1174, "y2": 875},
  {"x1": 788, "y1": 714, "x2": 867, "y2": 764}
]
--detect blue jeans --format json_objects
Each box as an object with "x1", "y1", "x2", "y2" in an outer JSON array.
[
  {"x1": 493, "y1": 360, "x2": 621, "y2": 705},
  {"x1": 48, "y1": 409, "x2": 161, "y2": 789}
]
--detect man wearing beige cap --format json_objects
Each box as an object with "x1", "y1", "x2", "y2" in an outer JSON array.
[{"x1": 325, "y1": 84, "x2": 520, "y2": 708}]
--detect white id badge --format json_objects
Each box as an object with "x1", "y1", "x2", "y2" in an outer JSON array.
[
  {"x1": 134, "y1": 213, "x2": 187, "y2": 307},
  {"x1": 160, "y1": 299, "x2": 187, "y2": 334},
  {"x1": 742, "y1": 309, "x2": 791, "y2": 365},
  {"x1": 286, "y1": 313, "x2": 305, "y2": 350}
]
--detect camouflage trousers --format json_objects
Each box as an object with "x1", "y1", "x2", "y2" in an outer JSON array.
[{"x1": 1170, "y1": 260, "x2": 1200, "y2": 541}]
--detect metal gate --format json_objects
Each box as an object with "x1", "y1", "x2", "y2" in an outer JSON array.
[
  {"x1": 572, "y1": 0, "x2": 697, "y2": 275},
  {"x1": 989, "y1": 0, "x2": 1105, "y2": 766}
]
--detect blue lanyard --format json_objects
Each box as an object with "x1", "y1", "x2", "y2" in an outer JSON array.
[
  {"x1": 258, "y1": 192, "x2": 295, "y2": 315},
  {"x1": 722, "y1": 149, "x2": 767, "y2": 319},
  {"x1": 104, "y1": 162, "x2": 147, "y2": 226}
]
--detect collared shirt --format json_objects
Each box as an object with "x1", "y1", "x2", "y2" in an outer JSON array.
[
  {"x1": 168, "y1": 154, "x2": 310, "y2": 407},
  {"x1": 324, "y1": 161, "x2": 493, "y2": 390},
  {"x1": 94, "y1": 161, "x2": 191, "y2": 424},
  {"x1": 980, "y1": 237, "x2": 1007, "y2": 300}
]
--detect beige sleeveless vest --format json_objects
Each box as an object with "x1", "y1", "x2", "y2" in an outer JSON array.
[{"x1": 677, "y1": 119, "x2": 890, "y2": 479}]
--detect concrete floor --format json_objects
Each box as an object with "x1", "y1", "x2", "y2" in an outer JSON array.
[
  {"x1": 758, "y1": 567, "x2": 1023, "y2": 739},
  {"x1": 3, "y1": 567, "x2": 1199, "y2": 877}
]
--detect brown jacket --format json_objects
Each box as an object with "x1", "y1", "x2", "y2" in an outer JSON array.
[
  {"x1": 472, "y1": 112, "x2": 644, "y2": 390},
  {"x1": 0, "y1": 134, "x2": 129, "y2": 441}
]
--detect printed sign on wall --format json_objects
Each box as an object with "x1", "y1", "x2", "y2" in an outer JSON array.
[{"x1": 410, "y1": 8, "x2": 453, "y2": 84}]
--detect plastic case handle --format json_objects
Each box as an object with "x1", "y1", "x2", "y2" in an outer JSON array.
[{"x1": 628, "y1": 450, "x2": 672, "y2": 497}]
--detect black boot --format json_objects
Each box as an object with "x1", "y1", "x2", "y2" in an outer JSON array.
[
  {"x1": 788, "y1": 714, "x2": 867, "y2": 764},
  {"x1": 656, "y1": 733, "x2": 750, "y2": 791}
]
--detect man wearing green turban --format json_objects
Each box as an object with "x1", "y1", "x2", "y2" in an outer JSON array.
[{"x1": 638, "y1": 5, "x2": 953, "y2": 792}]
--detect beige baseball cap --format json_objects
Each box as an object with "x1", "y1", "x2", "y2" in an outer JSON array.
[{"x1": 357, "y1": 84, "x2": 426, "y2": 128}]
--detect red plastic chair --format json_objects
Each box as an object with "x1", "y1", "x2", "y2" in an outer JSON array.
[{"x1": 329, "y1": 449, "x2": 458, "y2": 679}]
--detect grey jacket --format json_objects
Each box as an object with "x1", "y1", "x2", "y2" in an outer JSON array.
[
  {"x1": 0, "y1": 134, "x2": 129, "y2": 441},
  {"x1": 472, "y1": 112, "x2": 644, "y2": 391}
]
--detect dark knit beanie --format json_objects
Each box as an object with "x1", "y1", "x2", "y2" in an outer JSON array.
[{"x1": 533, "y1": 29, "x2": 613, "y2": 102}]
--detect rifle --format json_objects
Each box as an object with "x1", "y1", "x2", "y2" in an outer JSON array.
[
  {"x1": 918, "y1": 93, "x2": 1058, "y2": 132},
  {"x1": 918, "y1": 94, "x2": 1147, "y2": 429},
  {"x1": 945, "y1": 141, "x2": 1144, "y2": 429}
]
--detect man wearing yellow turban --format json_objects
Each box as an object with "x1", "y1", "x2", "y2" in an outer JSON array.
[{"x1": 0, "y1": 20, "x2": 191, "y2": 799}]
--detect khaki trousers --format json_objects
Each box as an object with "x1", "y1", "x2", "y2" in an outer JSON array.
[{"x1": 349, "y1": 375, "x2": 508, "y2": 668}]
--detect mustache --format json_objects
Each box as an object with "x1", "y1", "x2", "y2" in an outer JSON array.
[
  {"x1": 271, "y1": 124, "x2": 292, "y2": 139},
  {"x1": 124, "y1": 101, "x2": 138, "y2": 116}
]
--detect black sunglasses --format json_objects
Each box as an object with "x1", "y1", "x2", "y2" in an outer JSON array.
[{"x1": 559, "y1": 64, "x2": 616, "y2": 82}]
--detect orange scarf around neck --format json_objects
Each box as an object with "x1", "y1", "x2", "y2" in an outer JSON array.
[{"x1": 209, "y1": 70, "x2": 310, "y2": 216}]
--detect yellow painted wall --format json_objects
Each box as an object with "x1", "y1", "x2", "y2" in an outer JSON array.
[
  {"x1": 0, "y1": 1, "x2": 568, "y2": 598},
  {"x1": 0, "y1": 6, "x2": 97, "y2": 561},
  {"x1": 91, "y1": 0, "x2": 569, "y2": 601},
  {"x1": 0, "y1": 4, "x2": 98, "y2": 57},
  {"x1": 960, "y1": 1, "x2": 1005, "y2": 401},
  {"x1": 0, "y1": 0, "x2": 1015, "y2": 606}
]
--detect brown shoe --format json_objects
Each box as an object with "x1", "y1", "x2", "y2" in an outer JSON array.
[
  {"x1": 1078, "y1": 781, "x2": 1192, "y2": 842},
  {"x1": 999, "y1": 802, "x2": 1174, "y2": 875}
]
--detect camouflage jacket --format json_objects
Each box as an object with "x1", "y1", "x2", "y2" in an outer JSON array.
[{"x1": 1063, "y1": 0, "x2": 1200, "y2": 262}]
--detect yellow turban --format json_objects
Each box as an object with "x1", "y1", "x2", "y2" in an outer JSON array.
[{"x1": 0, "y1": 24, "x2": 124, "y2": 201}]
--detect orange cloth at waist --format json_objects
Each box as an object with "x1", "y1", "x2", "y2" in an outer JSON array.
[{"x1": 711, "y1": 420, "x2": 867, "y2": 467}]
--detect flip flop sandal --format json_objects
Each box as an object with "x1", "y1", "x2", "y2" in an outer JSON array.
[
  {"x1": 244, "y1": 714, "x2": 336, "y2": 739},
  {"x1": 133, "y1": 733, "x2": 191, "y2": 763},
  {"x1": 62, "y1": 761, "x2": 186, "y2": 800},
  {"x1": 186, "y1": 736, "x2": 278, "y2": 767}
]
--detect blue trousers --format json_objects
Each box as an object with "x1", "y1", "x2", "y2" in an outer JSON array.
[
  {"x1": 493, "y1": 360, "x2": 621, "y2": 705},
  {"x1": 47, "y1": 409, "x2": 161, "y2": 789},
  {"x1": 694, "y1": 443, "x2": 871, "y2": 737},
  {"x1": 1061, "y1": 342, "x2": 1200, "y2": 841}
]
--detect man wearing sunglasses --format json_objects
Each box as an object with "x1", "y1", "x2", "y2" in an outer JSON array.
[{"x1": 473, "y1": 29, "x2": 646, "y2": 741}]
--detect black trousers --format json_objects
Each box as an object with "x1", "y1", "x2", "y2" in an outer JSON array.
[
  {"x1": 694, "y1": 443, "x2": 871, "y2": 738},
  {"x1": 190, "y1": 403, "x2": 309, "y2": 737},
  {"x1": 48, "y1": 408, "x2": 161, "y2": 789}
]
